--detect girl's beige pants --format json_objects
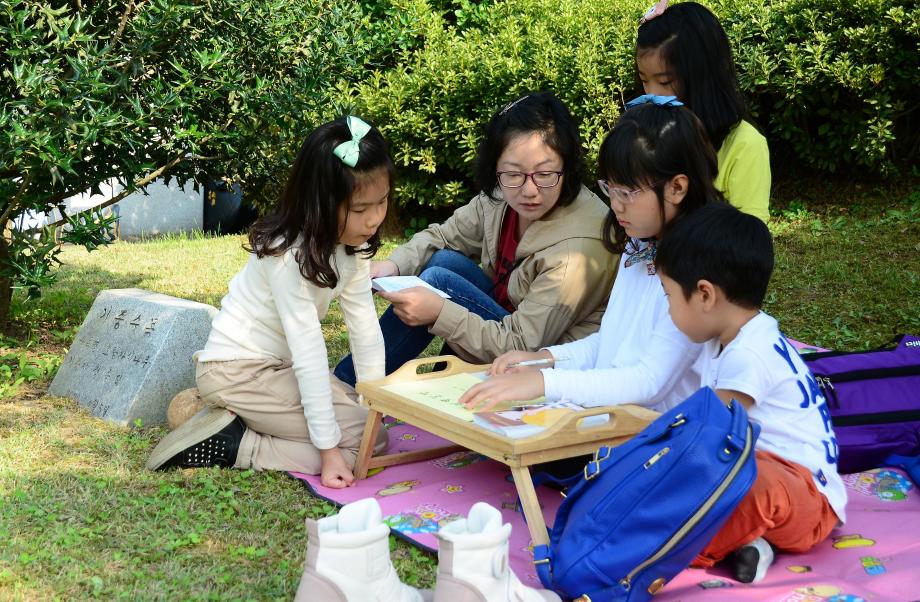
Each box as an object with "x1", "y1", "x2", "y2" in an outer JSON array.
[{"x1": 195, "y1": 358, "x2": 387, "y2": 474}]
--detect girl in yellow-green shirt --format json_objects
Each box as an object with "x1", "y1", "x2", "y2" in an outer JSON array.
[{"x1": 635, "y1": 0, "x2": 770, "y2": 223}]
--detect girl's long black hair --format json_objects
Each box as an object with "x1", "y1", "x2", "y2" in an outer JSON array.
[
  {"x1": 637, "y1": 1, "x2": 750, "y2": 150},
  {"x1": 247, "y1": 117, "x2": 393, "y2": 288},
  {"x1": 599, "y1": 103, "x2": 724, "y2": 255}
]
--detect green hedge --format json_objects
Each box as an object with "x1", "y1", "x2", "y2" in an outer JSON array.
[
  {"x1": 724, "y1": 0, "x2": 919, "y2": 175},
  {"x1": 0, "y1": 0, "x2": 384, "y2": 306},
  {"x1": 343, "y1": 0, "x2": 919, "y2": 209},
  {"x1": 349, "y1": 0, "x2": 637, "y2": 208}
]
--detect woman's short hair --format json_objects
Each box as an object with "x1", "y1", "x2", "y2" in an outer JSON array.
[{"x1": 475, "y1": 91, "x2": 585, "y2": 208}]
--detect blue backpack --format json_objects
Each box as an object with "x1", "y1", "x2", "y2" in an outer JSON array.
[{"x1": 533, "y1": 387, "x2": 759, "y2": 601}]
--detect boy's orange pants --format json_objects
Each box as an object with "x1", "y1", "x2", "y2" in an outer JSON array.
[{"x1": 693, "y1": 450, "x2": 840, "y2": 567}]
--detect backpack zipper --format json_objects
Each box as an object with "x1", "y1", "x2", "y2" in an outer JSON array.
[
  {"x1": 618, "y1": 422, "x2": 755, "y2": 591},
  {"x1": 812, "y1": 365, "x2": 920, "y2": 383},
  {"x1": 815, "y1": 366, "x2": 920, "y2": 410},
  {"x1": 800, "y1": 335, "x2": 909, "y2": 360},
  {"x1": 644, "y1": 447, "x2": 670, "y2": 469},
  {"x1": 815, "y1": 377, "x2": 840, "y2": 408}
]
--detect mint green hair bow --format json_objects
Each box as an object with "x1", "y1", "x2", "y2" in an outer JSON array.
[{"x1": 333, "y1": 116, "x2": 372, "y2": 167}]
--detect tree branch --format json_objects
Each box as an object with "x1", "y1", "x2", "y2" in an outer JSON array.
[
  {"x1": 892, "y1": 102, "x2": 920, "y2": 120},
  {"x1": 0, "y1": 172, "x2": 33, "y2": 231},
  {"x1": 26, "y1": 131, "x2": 217, "y2": 226},
  {"x1": 42, "y1": 154, "x2": 186, "y2": 231},
  {"x1": 27, "y1": 188, "x2": 83, "y2": 216},
  {"x1": 113, "y1": 1, "x2": 136, "y2": 45}
]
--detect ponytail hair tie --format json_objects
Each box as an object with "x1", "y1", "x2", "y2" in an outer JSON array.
[
  {"x1": 639, "y1": 0, "x2": 668, "y2": 24},
  {"x1": 333, "y1": 116, "x2": 372, "y2": 167}
]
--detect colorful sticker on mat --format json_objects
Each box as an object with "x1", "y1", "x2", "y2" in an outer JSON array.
[
  {"x1": 383, "y1": 504, "x2": 461, "y2": 534},
  {"x1": 440, "y1": 484, "x2": 463, "y2": 494},
  {"x1": 872, "y1": 469, "x2": 911, "y2": 501},
  {"x1": 832, "y1": 534, "x2": 876, "y2": 549},
  {"x1": 523, "y1": 572, "x2": 542, "y2": 584},
  {"x1": 502, "y1": 501, "x2": 522, "y2": 512},
  {"x1": 431, "y1": 451, "x2": 486, "y2": 470},
  {"x1": 787, "y1": 565, "x2": 813, "y2": 573},
  {"x1": 780, "y1": 584, "x2": 867, "y2": 602},
  {"x1": 377, "y1": 480, "x2": 420, "y2": 497},
  {"x1": 698, "y1": 579, "x2": 732, "y2": 589},
  {"x1": 860, "y1": 555, "x2": 886, "y2": 575},
  {"x1": 843, "y1": 469, "x2": 912, "y2": 501}
]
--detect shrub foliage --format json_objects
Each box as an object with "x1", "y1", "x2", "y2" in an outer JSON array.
[
  {"x1": 349, "y1": 0, "x2": 919, "y2": 207},
  {"x1": 724, "y1": 0, "x2": 919, "y2": 174},
  {"x1": 0, "y1": 0, "x2": 373, "y2": 320},
  {"x1": 1, "y1": 0, "x2": 917, "y2": 310}
]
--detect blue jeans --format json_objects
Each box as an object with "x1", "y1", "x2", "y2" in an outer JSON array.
[{"x1": 333, "y1": 249, "x2": 510, "y2": 387}]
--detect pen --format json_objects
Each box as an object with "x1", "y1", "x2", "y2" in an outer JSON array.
[{"x1": 507, "y1": 356, "x2": 569, "y2": 368}]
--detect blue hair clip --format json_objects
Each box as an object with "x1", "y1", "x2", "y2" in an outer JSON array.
[{"x1": 626, "y1": 94, "x2": 684, "y2": 108}]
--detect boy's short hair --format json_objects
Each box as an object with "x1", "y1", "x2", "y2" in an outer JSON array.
[{"x1": 655, "y1": 202, "x2": 774, "y2": 309}]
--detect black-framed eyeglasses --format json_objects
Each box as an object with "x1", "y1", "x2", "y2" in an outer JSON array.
[
  {"x1": 597, "y1": 179, "x2": 662, "y2": 205},
  {"x1": 496, "y1": 171, "x2": 563, "y2": 189}
]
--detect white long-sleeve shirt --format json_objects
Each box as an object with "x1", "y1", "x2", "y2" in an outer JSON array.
[
  {"x1": 196, "y1": 245, "x2": 384, "y2": 449},
  {"x1": 541, "y1": 243, "x2": 701, "y2": 411}
]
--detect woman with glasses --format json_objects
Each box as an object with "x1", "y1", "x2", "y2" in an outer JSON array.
[
  {"x1": 334, "y1": 92, "x2": 617, "y2": 385},
  {"x1": 460, "y1": 98, "x2": 721, "y2": 414}
]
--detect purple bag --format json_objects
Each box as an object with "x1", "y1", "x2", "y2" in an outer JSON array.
[{"x1": 803, "y1": 334, "x2": 920, "y2": 474}]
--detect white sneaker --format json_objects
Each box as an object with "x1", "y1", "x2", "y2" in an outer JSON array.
[
  {"x1": 434, "y1": 502, "x2": 560, "y2": 602},
  {"x1": 294, "y1": 498, "x2": 431, "y2": 602}
]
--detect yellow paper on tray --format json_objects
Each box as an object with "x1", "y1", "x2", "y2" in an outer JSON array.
[
  {"x1": 520, "y1": 407, "x2": 572, "y2": 427},
  {"x1": 381, "y1": 373, "x2": 543, "y2": 422},
  {"x1": 381, "y1": 373, "x2": 480, "y2": 421}
]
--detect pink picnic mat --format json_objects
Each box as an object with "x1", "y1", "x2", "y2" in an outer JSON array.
[
  {"x1": 290, "y1": 422, "x2": 920, "y2": 600},
  {"x1": 290, "y1": 342, "x2": 920, "y2": 599},
  {"x1": 290, "y1": 417, "x2": 562, "y2": 590},
  {"x1": 660, "y1": 468, "x2": 920, "y2": 601}
]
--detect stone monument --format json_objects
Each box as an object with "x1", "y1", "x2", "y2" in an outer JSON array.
[{"x1": 49, "y1": 288, "x2": 218, "y2": 426}]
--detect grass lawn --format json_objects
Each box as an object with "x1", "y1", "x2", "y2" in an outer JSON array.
[{"x1": 1, "y1": 182, "x2": 918, "y2": 600}]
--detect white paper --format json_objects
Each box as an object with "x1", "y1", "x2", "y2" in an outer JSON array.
[{"x1": 372, "y1": 276, "x2": 450, "y2": 298}]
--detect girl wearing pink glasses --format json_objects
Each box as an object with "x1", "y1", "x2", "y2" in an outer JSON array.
[{"x1": 461, "y1": 99, "x2": 724, "y2": 413}]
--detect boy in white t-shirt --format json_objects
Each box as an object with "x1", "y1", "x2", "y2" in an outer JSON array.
[{"x1": 654, "y1": 202, "x2": 846, "y2": 583}]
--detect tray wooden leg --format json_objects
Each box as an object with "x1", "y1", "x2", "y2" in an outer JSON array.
[
  {"x1": 363, "y1": 445, "x2": 466, "y2": 471},
  {"x1": 510, "y1": 465, "x2": 550, "y2": 547},
  {"x1": 354, "y1": 409, "x2": 383, "y2": 480}
]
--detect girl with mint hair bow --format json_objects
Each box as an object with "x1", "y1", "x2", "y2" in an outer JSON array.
[{"x1": 148, "y1": 116, "x2": 392, "y2": 490}]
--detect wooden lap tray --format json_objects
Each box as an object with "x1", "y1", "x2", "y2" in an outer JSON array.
[{"x1": 354, "y1": 356, "x2": 658, "y2": 546}]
